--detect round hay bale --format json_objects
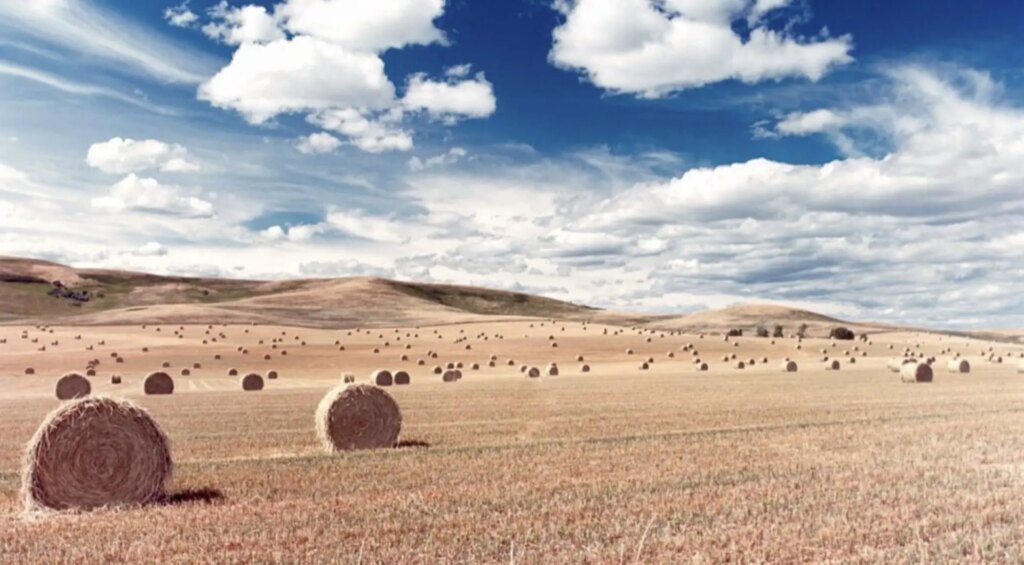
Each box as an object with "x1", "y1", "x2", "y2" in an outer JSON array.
[
  {"x1": 901, "y1": 362, "x2": 933, "y2": 383},
  {"x1": 471, "y1": 363, "x2": 480, "y2": 370},
  {"x1": 546, "y1": 363, "x2": 559, "y2": 376},
  {"x1": 241, "y1": 373, "x2": 264, "y2": 391},
  {"x1": 442, "y1": 370, "x2": 460, "y2": 382},
  {"x1": 825, "y1": 360, "x2": 841, "y2": 371},
  {"x1": 180, "y1": 369, "x2": 190, "y2": 377},
  {"x1": 110, "y1": 375, "x2": 122, "y2": 385},
  {"x1": 143, "y1": 372, "x2": 174, "y2": 395},
  {"x1": 735, "y1": 361, "x2": 745, "y2": 369},
  {"x1": 698, "y1": 362, "x2": 709, "y2": 371},
  {"x1": 373, "y1": 370, "x2": 394, "y2": 387},
  {"x1": 315, "y1": 385, "x2": 401, "y2": 452},
  {"x1": 268, "y1": 370, "x2": 278, "y2": 380},
  {"x1": 86, "y1": 369, "x2": 96, "y2": 377},
  {"x1": 581, "y1": 364, "x2": 590, "y2": 373},
  {"x1": 25, "y1": 367, "x2": 35, "y2": 375},
  {"x1": 22, "y1": 397, "x2": 171, "y2": 511},
  {"x1": 527, "y1": 367, "x2": 541, "y2": 378},
  {"x1": 781, "y1": 360, "x2": 798, "y2": 372},
  {"x1": 433, "y1": 365, "x2": 443, "y2": 375},
  {"x1": 394, "y1": 371, "x2": 411, "y2": 385},
  {"x1": 55, "y1": 373, "x2": 91, "y2": 400},
  {"x1": 639, "y1": 362, "x2": 650, "y2": 371},
  {"x1": 228, "y1": 368, "x2": 238, "y2": 376}
]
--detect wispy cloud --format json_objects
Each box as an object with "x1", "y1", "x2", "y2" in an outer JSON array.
[{"x1": 0, "y1": 1, "x2": 220, "y2": 84}]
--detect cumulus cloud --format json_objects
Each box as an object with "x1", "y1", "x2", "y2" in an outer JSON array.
[
  {"x1": 296, "y1": 132, "x2": 343, "y2": 154},
  {"x1": 196, "y1": 0, "x2": 494, "y2": 152},
  {"x1": 203, "y1": 2, "x2": 285, "y2": 45},
  {"x1": 86, "y1": 138, "x2": 200, "y2": 174},
  {"x1": 198, "y1": 36, "x2": 394, "y2": 124},
  {"x1": 164, "y1": 2, "x2": 198, "y2": 28},
  {"x1": 325, "y1": 209, "x2": 411, "y2": 242},
  {"x1": 550, "y1": 0, "x2": 853, "y2": 97},
  {"x1": 135, "y1": 241, "x2": 168, "y2": 256},
  {"x1": 309, "y1": 108, "x2": 412, "y2": 153},
  {"x1": 403, "y1": 72, "x2": 497, "y2": 122},
  {"x1": 276, "y1": 0, "x2": 445, "y2": 52},
  {"x1": 91, "y1": 174, "x2": 214, "y2": 217}
]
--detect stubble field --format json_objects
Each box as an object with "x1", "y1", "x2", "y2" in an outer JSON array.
[{"x1": 2, "y1": 321, "x2": 1024, "y2": 563}]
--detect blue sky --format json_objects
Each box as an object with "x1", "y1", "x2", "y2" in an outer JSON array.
[{"x1": 1, "y1": 0, "x2": 1023, "y2": 328}]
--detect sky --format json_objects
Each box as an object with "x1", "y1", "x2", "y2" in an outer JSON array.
[{"x1": 0, "y1": 0, "x2": 1023, "y2": 328}]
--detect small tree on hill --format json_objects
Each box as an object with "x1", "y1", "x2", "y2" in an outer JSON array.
[
  {"x1": 727, "y1": 328, "x2": 743, "y2": 337},
  {"x1": 796, "y1": 324, "x2": 808, "y2": 338},
  {"x1": 773, "y1": 324, "x2": 784, "y2": 338},
  {"x1": 755, "y1": 326, "x2": 769, "y2": 338}
]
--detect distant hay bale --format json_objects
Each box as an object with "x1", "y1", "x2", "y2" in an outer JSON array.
[
  {"x1": 143, "y1": 372, "x2": 174, "y2": 395},
  {"x1": 471, "y1": 363, "x2": 480, "y2": 370},
  {"x1": 373, "y1": 370, "x2": 394, "y2": 387},
  {"x1": 86, "y1": 369, "x2": 96, "y2": 377},
  {"x1": 639, "y1": 362, "x2": 650, "y2": 371},
  {"x1": 433, "y1": 366, "x2": 443, "y2": 375},
  {"x1": 626, "y1": 348, "x2": 634, "y2": 355},
  {"x1": 161, "y1": 362, "x2": 171, "y2": 368},
  {"x1": 55, "y1": 373, "x2": 91, "y2": 400},
  {"x1": 901, "y1": 362, "x2": 933, "y2": 383},
  {"x1": 180, "y1": 369, "x2": 190, "y2": 377},
  {"x1": 581, "y1": 364, "x2": 590, "y2": 373},
  {"x1": 698, "y1": 362, "x2": 709, "y2": 371},
  {"x1": 228, "y1": 368, "x2": 238, "y2": 376},
  {"x1": 316, "y1": 385, "x2": 401, "y2": 452},
  {"x1": 25, "y1": 367, "x2": 35, "y2": 375},
  {"x1": 781, "y1": 360, "x2": 798, "y2": 372},
  {"x1": 394, "y1": 371, "x2": 410, "y2": 385},
  {"x1": 546, "y1": 363, "x2": 559, "y2": 376},
  {"x1": 442, "y1": 370, "x2": 460, "y2": 382},
  {"x1": 342, "y1": 373, "x2": 356, "y2": 384},
  {"x1": 735, "y1": 361, "x2": 745, "y2": 369},
  {"x1": 22, "y1": 397, "x2": 171, "y2": 511},
  {"x1": 241, "y1": 373, "x2": 264, "y2": 391},
  {"x1": 527, "y1": 367, "x2": 541, "y2": 378},
  {"x1": 268, "y1": 370, "x2": 278, "y2": 380},
  {"x1": 110, "y1": 375, "x2": 121, "y2": 385},
  {"x1": 825, "y1": 360, "x2": 841, "y2": 371}
]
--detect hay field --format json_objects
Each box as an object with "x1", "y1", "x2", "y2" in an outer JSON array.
[{"x1": 3, "y1": 321, "x2": 1024, "y2": 562}]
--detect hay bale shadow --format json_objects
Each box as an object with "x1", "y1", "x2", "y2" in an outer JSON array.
[
  {"x1": 394, "y1": 439, "x2": 431, "y2": 449},
  {"x1": 161, "y1": 488, "x2": 225, "y2": 506}
]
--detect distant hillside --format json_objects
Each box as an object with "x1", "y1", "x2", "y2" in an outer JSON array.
[
  {"x1": 641, "y1": 303, "x2": 898, "y2": 339},
  {"x1": 0, "y1": 256, "x2": 612, "y2": 328}
]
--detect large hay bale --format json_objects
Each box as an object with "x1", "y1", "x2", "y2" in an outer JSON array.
[
  {"x1": 901, "y1": 362, "x2": 933, "y2": 383},
  {"x1": 315, "y1": 385, "x2": 401, "y2": 452},
  {"x1": 22, "y1": 397, "x2": 172, "y2": 511},
  {"x1": 442, "y1": 370, "x2": 460, "y2": 382},
  {"x1": 780, "y1": 360, "x2": 798, "y2": 372},
  {"x1": 373, "y1": 370, "x2": 394, "y2": 387},
  {"x1": 241, "y1": 373, "x2": 264, "y2": 391},
  {"x1": 946, "y1": 360, "x2": 970, "y2": 372},
  {"x1": 55, "y1": 373, "x2": 91, "y2": 400},
  {"x1": 143, "y1": 372, "x2": 174, "y2": 395},
  {"x1": 394, "y1": 371, "x2": 411, "y2": 385}
]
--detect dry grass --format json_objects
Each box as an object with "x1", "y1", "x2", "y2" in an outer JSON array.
[{"x1": 1, "y1": 322, "x2": 1024, "y2": 562}]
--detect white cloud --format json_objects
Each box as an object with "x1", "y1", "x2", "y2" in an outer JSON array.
[
  {"x1": 325, "y1": 209, "x2": 410, "y2": 242},
  {"x1": 196, "y1": 0, "x2": 495, "y2": 152},
  {"x1": 550, "y1": 0, "x2": 853, "y2": 97},
  {"x1": 203, "y1": 2, "x2": 285, "y2": 45},
  {"x1": 91, "y1": 174, "x2": 214, "y2": 218},
  {"x1": 296, "y1": 132, "x2": 343, "y2": 154},
  {"x1": 403, "y1": 73, "x2": 497, "y2": 121},
  {"x1": 309, "y1": 108, "x2": 413, "y2": 153},
  {"x1": 86, "y1": 137, "x2": 200, "y2": 174},
  {"x1": 198, "y1": 35, "x2": 395, "y2": 124},
  {"x1": 0, "y1": 1, "x2": 218, "y2": 83},
  {"x1": 164, "y1": 2, "x2": 198, "y2": 28},
  {"x1": 135, "y1": 241, "x2": 168, "y2": 256},
  {"x1": 407, "y1": 147, "x2": 468, "y2": 171},
  {"x1": 276, "y1": 0, "x2": 446, "y2": 52}
]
